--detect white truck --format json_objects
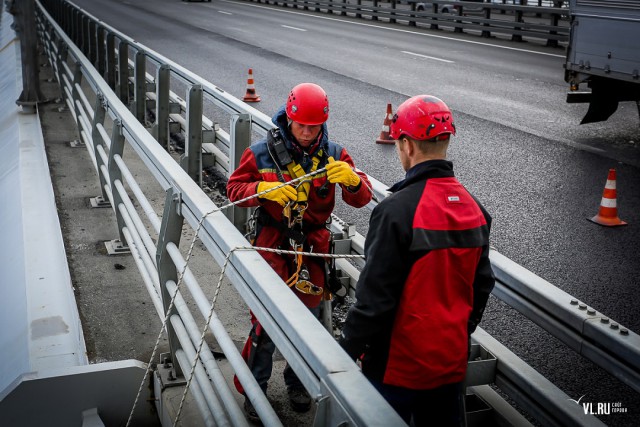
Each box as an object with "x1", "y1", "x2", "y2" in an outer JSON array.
[{"x1": 564, "y1": 0, "x2": 640, "y2": 123}]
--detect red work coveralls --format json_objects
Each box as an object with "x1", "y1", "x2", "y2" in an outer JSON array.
[{"x1": 227, "y1": 107, "x2": 372, "y2": 393}]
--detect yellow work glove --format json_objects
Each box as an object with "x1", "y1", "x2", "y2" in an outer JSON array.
[
  {"x1": 256, "y1": 181, "x2": 297, "y2": 206},
  {"x1": 326, "y1": 156, "x2": 361, "y2": 188}
]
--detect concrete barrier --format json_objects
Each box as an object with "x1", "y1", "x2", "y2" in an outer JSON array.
[{"x1": 0, "y1": 6, "x2": 87, "y2": 400}]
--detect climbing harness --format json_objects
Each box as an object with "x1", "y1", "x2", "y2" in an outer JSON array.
[{"x1": 263, "y1": 128, "x2": 329, "y2": 296}]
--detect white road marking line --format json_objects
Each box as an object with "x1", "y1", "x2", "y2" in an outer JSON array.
[
  {"x1": 218, "y1": 10, "x2": 233, "y2": 15},
  {"x1": 402, "y1": 50, "x2": 454, "y2": 63},
  {"x1": 281, "y1": 25, "x2": 307, "y2": 31}
]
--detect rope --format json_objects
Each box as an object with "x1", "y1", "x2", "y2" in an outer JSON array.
[
  {"x1": 126, "y1": 166, "x2": 365, "y2": 425},
  {"x1": 172, "y1": 246, "x2": 363, "y2": 425}
]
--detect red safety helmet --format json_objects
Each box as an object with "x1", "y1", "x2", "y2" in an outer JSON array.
[
  {"x1": 389, "y1": 95, "x2": 456, "y2": 141},
  {"x1": 286, "y1": 83, "x2": 329, "y2": 126}
]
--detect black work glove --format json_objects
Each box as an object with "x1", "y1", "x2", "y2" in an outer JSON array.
[{"x1": 338, "y1": 332, "x2": 364, "y2": 362}]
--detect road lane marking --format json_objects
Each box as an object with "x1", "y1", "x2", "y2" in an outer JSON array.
[
  {"x1": 281, "y1": 25, "x2": 307, "y2": 31},
  {"x1": 218, "y1": 10, "x2": 233, "y2": 15},
  {"x1": 221, "y1": 0, "x2": 565, "y2": 58},
  {"x1": 402, "y1": 51, "x2": 454, "y2": 63}
]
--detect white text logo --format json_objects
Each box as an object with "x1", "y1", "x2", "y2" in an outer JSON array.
[{"x1": 568, "y1": 395, "x2": 628, "y2": 415}]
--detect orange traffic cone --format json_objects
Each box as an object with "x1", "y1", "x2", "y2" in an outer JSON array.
[
  {"x1": 588, "y1": 168, "x2": 627, "y2": 227},
  {"x1": 243, "y1": 68, "x2": 261, "y2": 102},
  {"x1": 375, "y1": 103, "x2": 395, "y2": 145}
]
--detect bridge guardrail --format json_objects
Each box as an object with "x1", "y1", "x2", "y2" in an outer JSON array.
[
  {"x1": 35, "y1": 0, "x2": 636, "y2": 425},
  {"x1": 240, "y1": 0, "x2": 569, "y2": 46}
]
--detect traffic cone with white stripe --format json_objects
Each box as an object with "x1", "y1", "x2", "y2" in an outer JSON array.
[
  {"x1": 243, "y1": 68, "x2": 261, "y2": 103},
  {"x1": 588, "y1": 168, "x2": 627, "y2": 227},
  {"x1": 375, "y1": 103, "x2": 395, "y2": 145}
]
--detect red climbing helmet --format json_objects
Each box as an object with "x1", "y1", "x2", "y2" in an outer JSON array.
[
  {"x1": 389, "y1": 95, "x2": 456, "y2": 141},
  {"x1": 286, "y1": 83, "x2": 329, "y2": 125}
]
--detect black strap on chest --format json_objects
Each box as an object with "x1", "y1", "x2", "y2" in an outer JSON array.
[{"x1": 268, "y1": 128, "x2": 293, "y2": 170}]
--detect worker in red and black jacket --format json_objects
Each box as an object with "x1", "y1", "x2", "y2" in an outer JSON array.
[
  {"x1": 340, "y1": 95, "x2": 495, "y2": 427},
  {"x1": 227, "y1": 83, "x2": 372, "y2": 419}
]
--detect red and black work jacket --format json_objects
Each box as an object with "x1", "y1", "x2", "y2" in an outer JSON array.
[
  {"x1": 226, "y1": 107, "x2": 372, "y2": 307},
  {"x1": 340, "y1": 159, "x2": 495, "y2": 390}
]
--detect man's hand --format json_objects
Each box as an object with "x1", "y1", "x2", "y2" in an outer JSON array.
[
  {"x1": 338, "y1": 332, "x2": 364, "y2": 363},
  {"x1": 326, "y1": 157, "x2": 361, "y2": 188},
  {"x1": 256, "y1": 181, "x2": 297, "y2": 206}
]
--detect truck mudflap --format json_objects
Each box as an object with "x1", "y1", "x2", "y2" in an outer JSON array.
[
  {"x1": 567, "y1": 77, "x2": 640, "y2": 124},
  {"x1": 579, "y1": 90, "x2": 619, "y2": 125}
]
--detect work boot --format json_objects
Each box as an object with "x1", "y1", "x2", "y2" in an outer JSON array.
[
  {"x1": 244, "y1": 397, "x2": 261, "y2": 424},
  {"x1": 288, "y1": 387, "x2": 311, "y2": 412}
]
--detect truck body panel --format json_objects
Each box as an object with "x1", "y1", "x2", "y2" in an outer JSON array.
[{"x1": 564, "y1": 0, "x2": 640, "y2": 123}]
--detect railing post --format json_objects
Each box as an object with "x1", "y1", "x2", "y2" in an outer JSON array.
[
  {"x1": 390, "y1": 0, "x2": 396, "y2": 24},
  {"x1": 152, "y1": 64, "x2": 171, "y2": 150},
  {"x1": 409, "y1": 1, "x2": 416, "y2": 27},
  {"x1": 454, "y1": 6, "x2": 463, "y2": 33},
  {"x1": 106, "y1": 120, "x2": 131, "y2": 254},
  {"x1": 81, "y1": 15, "x2": 89, "y2": 55},
  {"x1": 156, "y1": 188, "x2": 185, "y2": 378},
  {"x1": 9, "y1": 0, "x2": 47, "y2": 110},
  {"x1": 372, "y1": 0, "x2": 378, "y2": 21},
  {"x1": 228, "y1": 114, "x2": 252, "y2": 232},
  {"x1": 547, "y1": 12, "x2": 559, "y2": 47},
  {"x1": 96, "y1": 25, "x2": 106, "y2": 76},
  {"x1": 90, "y1": 93, "x2": 111, "y2": 208},
  {"x1": 117, "y1": 41, "x2": 129, "y2": 104},
  {"x1": 512, "y1": 9, "x2": 523, "y2": 42},
  {"x1": 71, "y1": 61, "x2": 83, "y2": 130},
  {"x1": 356, "y1": 0, "x2": 361, "y2": 18},
  {"x1": 133, "y1": 50, "x2": 147, "y2": 123},
  {"x1": 88, "y1": 19, "x2": 97, "y2": 65},
  {"x1": 481, "y1": 6, "x2": 491, "y2": 38},
  {"x1": 431, "y1": 3, "x2": 439, "y2": 30},
  {"x1": 54, "y1": 41, "x2": 67, "y2": 100},
  {"x1": 70, "y1": 5, "x2": 76, "y2": 38},
  {"x1": 60, "y1": 2, "x2": 67, "y2": 35},
  {"x1": 71, "y1": 9, "x2": 78, "y2": 47},
  {"x1": 181, "y1": 85, "x2": 203, "y2": 186},
  {"x1": 106, "y1": 34, "x2": 116, "y2": 89}
]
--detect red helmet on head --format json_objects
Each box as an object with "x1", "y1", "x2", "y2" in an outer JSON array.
[
  {"x1": 389, "y1": 95, "x2": 456, "y2": 141},
  {"x1": 286, "y1": 83, "x2": 329, "y2": 125}
]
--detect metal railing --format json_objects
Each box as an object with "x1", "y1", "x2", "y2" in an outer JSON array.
[
  {"x1": 239, "y1": 0, "x2": 570, "y2": 46},
  {"x1": 36, "y1": 1, "x2": 405, "y2": 426},
  {"x1": 35, "y1": 0, "x2": 637, "y2": 425}
]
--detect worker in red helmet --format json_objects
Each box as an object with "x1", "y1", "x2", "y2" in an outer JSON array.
[
  {"x1": 340, "y1": 95, "x2": 495, "y2": 426},
  {"x1": 227, "y1": 82, "x2": 372, "y2": 420}
]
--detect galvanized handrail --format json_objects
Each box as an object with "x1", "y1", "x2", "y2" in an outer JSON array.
[{"x1": 35, "y1": 0, "x2": 637, "y2": 425}]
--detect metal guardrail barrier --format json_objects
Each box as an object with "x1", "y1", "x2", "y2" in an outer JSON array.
[
  {"x1": 34, "y1": 0, "x2": 637, "y2": 425},
  {"x1": 490, "y1": 250, "x2": 640, "y2": 394},
  {"x1": 238, "y1": 0, "x2": 569, "y2": 46}
]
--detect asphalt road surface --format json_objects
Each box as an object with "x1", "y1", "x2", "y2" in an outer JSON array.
[{"x1": 56, "y1": 0, "x2": 640, "y2": 425}]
